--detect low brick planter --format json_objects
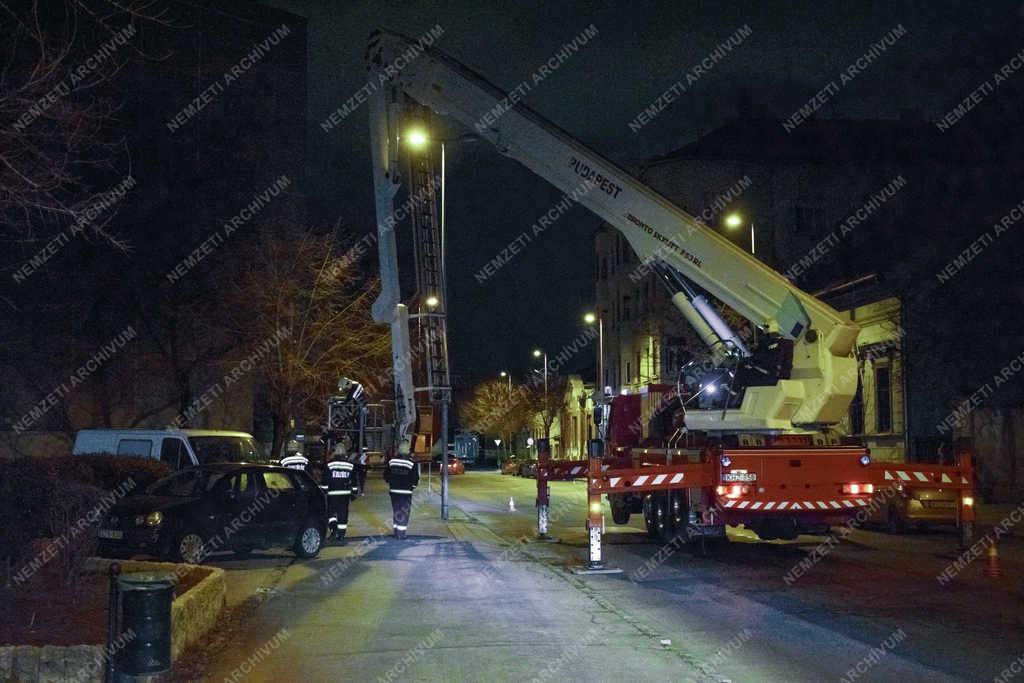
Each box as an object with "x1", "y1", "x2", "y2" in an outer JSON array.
[{"x1": 0, "y1": 558, "x2": 226, "y2": 682}]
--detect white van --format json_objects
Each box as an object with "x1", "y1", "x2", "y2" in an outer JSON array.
[{"x1": 72, "y1": 429, "x2": 268, "y2": 471}]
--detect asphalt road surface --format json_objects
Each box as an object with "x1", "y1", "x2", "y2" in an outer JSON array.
[{"x1": 181, "y1": 470, "x2": 1024, "y2": 682}]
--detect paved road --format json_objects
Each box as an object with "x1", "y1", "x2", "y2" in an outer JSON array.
[{"x1": 184, "y1": 471, "x2": 1024, "y2": 682}]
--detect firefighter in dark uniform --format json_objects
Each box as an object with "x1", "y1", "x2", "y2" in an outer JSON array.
[
  {"x1": 325, "y1": 443, "x2": 355, "y2": 542},
  {"x1": 354, "y1": 446, "x2": 369, "y2": 497},
  {"x1": 383, "y1": 440, "x2": 419, "y2": 539},
  {"x1": 280, "y1": 448, "x2": 310, "y2": 474}
]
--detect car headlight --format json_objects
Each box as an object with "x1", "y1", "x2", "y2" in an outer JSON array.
[{"x1": 144, "y1": 511, "x2": 163, "y2": 527}]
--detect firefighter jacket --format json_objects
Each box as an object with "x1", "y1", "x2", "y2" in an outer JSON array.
[
  {"x1": 383, "y1": 458, "x2": 419, "y2": 494},
  {"x1": 325, "y1": 458, "x2": 354, "y2": 496},
  {"x1": 280, "y1": 454, "x2": 309, "y2": 472}
]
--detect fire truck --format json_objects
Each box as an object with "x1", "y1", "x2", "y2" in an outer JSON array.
[{"x1": 363, "y1": 30, "x2": 976, "y2": 566}]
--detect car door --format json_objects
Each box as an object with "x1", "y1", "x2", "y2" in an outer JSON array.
[
  {"x1": 205, "y1": 469, "x2": 258, "y2": 548},
  {"x1": 258, "y1": 470, "x2": 302, "y2": 545}
]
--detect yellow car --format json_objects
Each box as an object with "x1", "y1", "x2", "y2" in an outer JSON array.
[{"x1": 868, "y1": 482, "x2": 960, "y2": 532}]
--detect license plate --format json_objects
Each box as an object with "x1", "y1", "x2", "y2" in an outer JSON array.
[
  {"x1": 722, "y1": 471, "x2": 757, "y2": 482},
  {"x1": 98, "y1": 529, "x2": 123, "y2": 540}
]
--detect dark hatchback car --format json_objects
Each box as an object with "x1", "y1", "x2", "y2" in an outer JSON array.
[{"x1": 97, "y1": 464, "x2": 327, "y2": 563}]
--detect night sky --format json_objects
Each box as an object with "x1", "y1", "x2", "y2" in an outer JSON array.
[{"x1": 264, "y1": 0, "x2": 1022, "y2": 384}]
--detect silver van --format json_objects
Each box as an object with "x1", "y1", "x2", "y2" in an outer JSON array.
[{"x1": 72, "y1": 429, "x2": 267, "y2": 471}]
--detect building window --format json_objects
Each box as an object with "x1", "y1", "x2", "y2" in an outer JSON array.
[
  {"x1": 635, "y1": 352, "x2": 641, "y2": 382},
  {"x1": 626, "y1": 361, "x2": 632, "y2": 384},
  {"x1": 875, "y1": 364, "x2": 892, "y2": 432},
  {"x1": 850, "y1": 383, "x2": 864, "y2": 435}
]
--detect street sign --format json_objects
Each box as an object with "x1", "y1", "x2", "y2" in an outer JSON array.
[{"x1": 494, "y1": 439, "x2": 502, "y2": 446}]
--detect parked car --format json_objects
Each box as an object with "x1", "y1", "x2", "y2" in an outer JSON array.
[
  {"x1": 96, "y1": 463, "x2": 327, "y2": 562},
  {"x1": 518, "y1": 461, "x2": 537, "y2": 478},
  {"x1": 433, "y1": 452, "x2": 465, "y2": 475},
  {"x1": 866, "y1": 481, "x2": 960, "y2": 532},
  {"x1": 500, "y1": 459, "x2": 519, "y2": 475},
  {"x1": 74, "y1": 429, "x2": 269, "y2": 471}
]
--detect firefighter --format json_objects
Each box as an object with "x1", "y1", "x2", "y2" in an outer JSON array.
[
  {"x1": 383, "y1": 440, "x2": 419, "y2": 539},
  {"x1": 280, "y1": 446, "x2": 309, "y2": 474},
  {"x1": 354, "y1": 446, "x2": 369, "y2": 497},
  {"x1": 325, "y1": 443, "x2": 355, "y2": 542}
]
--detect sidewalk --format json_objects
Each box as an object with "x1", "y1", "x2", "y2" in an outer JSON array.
[{"x1": 195, "y1": 479, "x2": 687, "y2": 682}]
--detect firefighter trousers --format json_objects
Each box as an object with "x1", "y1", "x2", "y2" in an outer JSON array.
[
  {"x1": 389, "y1": 492, "x2": 412, "y2": 536},
  {"x1": 327, "y1": 493, "x2": 351, "y2": 539}
]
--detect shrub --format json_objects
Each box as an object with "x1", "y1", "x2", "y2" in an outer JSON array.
[
  {"x1": 76, "y1": 453, "x2": 170, "y2": 492},
  {"x1": 1, "y1": 455, "x2": 169, "y2": 582}
]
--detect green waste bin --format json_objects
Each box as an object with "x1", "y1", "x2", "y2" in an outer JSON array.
[{"x1": 114, "y1": 571, "x2": 174, "y2": 676}]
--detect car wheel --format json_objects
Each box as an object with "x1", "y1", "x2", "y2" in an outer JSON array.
[
  {"x1": 294, "y1": 521, "x2": 323, "y2": 558},
  {"x1": 172, "y1": 530, "x2": 207, "y2": 564},
  {"x1": 886, "y1": 505, "x2": 906, "y2": 534}
]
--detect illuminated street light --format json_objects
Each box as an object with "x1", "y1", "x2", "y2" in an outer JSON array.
[
  {"x1": 404, "y1": 127, "x2": 429, "y2": 149},
  {"x1": 583, "y1": 312, "x2": 604, "y2": 398},
  {"x1": 424, "y1": 294, "x2": 439, "y2": 308},
  {"x1": 722, "y1": 212, "x2": 755, "y2": 255},
  {"x1": 532, "y1": 349, "x2": 542, "y2": 358}
]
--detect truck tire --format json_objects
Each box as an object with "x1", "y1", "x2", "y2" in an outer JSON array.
[
  {"x1": 610, "y1": 495, "x2": 630, "y2": 525},
  {"x1": 653, "y1": 493, "x2": 675, "y2": 543},
  {"x1": 642, "y1": 496, "x2": 659, "y2": 539}
]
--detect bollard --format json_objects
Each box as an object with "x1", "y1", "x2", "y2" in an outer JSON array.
[
  {"x1": 105, "y1": 563, "x2": 122, "y2": 683},
  {"x1": 586, "y1": 439, "x2": 605, "y2": 569},
  {"x1": 536, "y1": 438, "x2": 550, "y2": 539}
]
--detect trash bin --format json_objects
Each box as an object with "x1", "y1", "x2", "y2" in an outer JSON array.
[{"x1": 114, "y1": 571, "x2": 174, "y2": 676}]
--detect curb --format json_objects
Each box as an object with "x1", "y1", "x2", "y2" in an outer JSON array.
[{"x1": 0, "y1": 558, "x2": 226, "y2": 682}]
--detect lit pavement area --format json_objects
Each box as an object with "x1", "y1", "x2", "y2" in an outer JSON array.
[{"x1": 187, "y1": 471, "x2": 1024, "y2": 681}]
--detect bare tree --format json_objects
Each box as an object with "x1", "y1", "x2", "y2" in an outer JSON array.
[
  {"x1": 224, "y1": 223, "x2": 391, "y2": 458},
  {"x1": 460, "y1": 379, "x2": 531, "y2": 455}
]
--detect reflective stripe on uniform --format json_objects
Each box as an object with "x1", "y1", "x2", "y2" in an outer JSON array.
[
  {"x1": 328, "y1": 461, "x2": 354, "y2": 470},
  {"x1": 319, "y1": 485, "x2": 329, "y2": 490},
  {"x1": 327, "y1": 491, "x2": 351, "y2": 496},
  {"x1": 389, "y1": 459, "x2": 415, "y2": 468},
  {"x1": 328, "y1": 517, "x2": 338, "y2": 524},
  {"x1": 336, "y1": 524, "x2": 348, "y2": 529},
  {"x1": 389, "y1": 489, "x2": 413, "y2": 494},
  {"x1": 280, "y1": 456, "x2": 308, "y2": 466},
  {"x1": 394, "y1": 525, "x2": 407, "y2": 530}
]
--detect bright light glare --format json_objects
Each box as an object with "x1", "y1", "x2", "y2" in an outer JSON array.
[
  {"x1": 962, "y1": 495, "x2": 974, "y2": 506},
  {"x1": 583, "y1": 312, "x2": 597, "y2": 324},
  {"x1": 589, "y1": 501, "x2": 602, "y2": 515},
  {"x1": 425, "y1": 295, "x2": 439, "y2": 307},
  {"x1": 705, "y1": 383, "x2": 717, "y2": 394},
  {"x1": 724, "y1": 213, "x2": 743, "y2": 228},
  {"x1": 500, "y1": 371, "x2": 508, "y2": 377},
  {"x1": 405, "y1": 128, "x2": 428, "y2": 148},
  {"x1": 533, "y1": 349, "x2": 542, "y2": 358}
]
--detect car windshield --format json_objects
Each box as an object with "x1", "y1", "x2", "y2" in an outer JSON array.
[
  {"x1": 146, "y1": 469, "x2": 203, "y2": 496},
  {"x1": 190, "y1": 436, "x2": 268, "y2": 464}
]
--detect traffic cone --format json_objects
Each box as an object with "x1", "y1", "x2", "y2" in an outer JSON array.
[
  {"x1": 983, "y1": 542, "x2": 1003, "y2": 578},
  {"x1": 508, "y1": 497, "x2": 516, "y2": 512}
]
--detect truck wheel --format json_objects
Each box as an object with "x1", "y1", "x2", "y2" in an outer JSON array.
[
  {"x1": 610, "y1": 496, "x2": 630, "y2": 525},
  {"x1": 654, "y1": 494, "x2": 675, "y2": 542},
  {"x1": 642, "y1": 496, "x2": 658, "y2": 539},
  {"x1": 886, "y1": 506, "x2": 906, "y2": 534}
]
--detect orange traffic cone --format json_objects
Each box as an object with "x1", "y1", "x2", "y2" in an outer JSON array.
[{"x1": 983, "y1": 543, "x2": 1003, "y2": 578}]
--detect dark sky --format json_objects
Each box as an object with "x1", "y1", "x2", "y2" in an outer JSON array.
[{"x1": 264, "y1": 0, "x2": 1022, "y2": 384}]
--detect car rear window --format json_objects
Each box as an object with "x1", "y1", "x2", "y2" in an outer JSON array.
[{"x1": 263, "y1": 471, "x2": 295, "y2": 492}]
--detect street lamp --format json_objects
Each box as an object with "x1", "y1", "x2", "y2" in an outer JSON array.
[
  {"x1": 583, "y1": 312, "x2": 604, "y2": 396},
  {"x1": 403, "y1": 127, "x2": 429, "y2": 150},
  {"x1": 424, "y1": 294, "x2": 440, "y2": 308},
  {"x1": 723, "y1": 211, "x2": 755, "y2": 255},
  {"x1": 499, "y1": 370, "x2": 511, "y2": 392},
  {"x1": 532, "y1": 349, "x2": 549, "y2": 436}
]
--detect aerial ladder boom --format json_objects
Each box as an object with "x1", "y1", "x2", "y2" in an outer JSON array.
[{"x1": 366, "y1": 29, "x2": 860, "y2": 434}]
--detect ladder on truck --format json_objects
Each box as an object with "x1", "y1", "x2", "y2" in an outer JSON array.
[{"x1": 406, "y1": 104, "x2": 451, "y2": 454}]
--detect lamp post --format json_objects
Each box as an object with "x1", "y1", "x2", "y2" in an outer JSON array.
[
  {"x1": 532, "y1": 349, "x2": 549, "y2": 438},
  {"x1": 583, "y1": 312, "x2": 603, "y2": 395},
  {"x1": 723, "y1": 211, "x2": 755, "y2": 255}
]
